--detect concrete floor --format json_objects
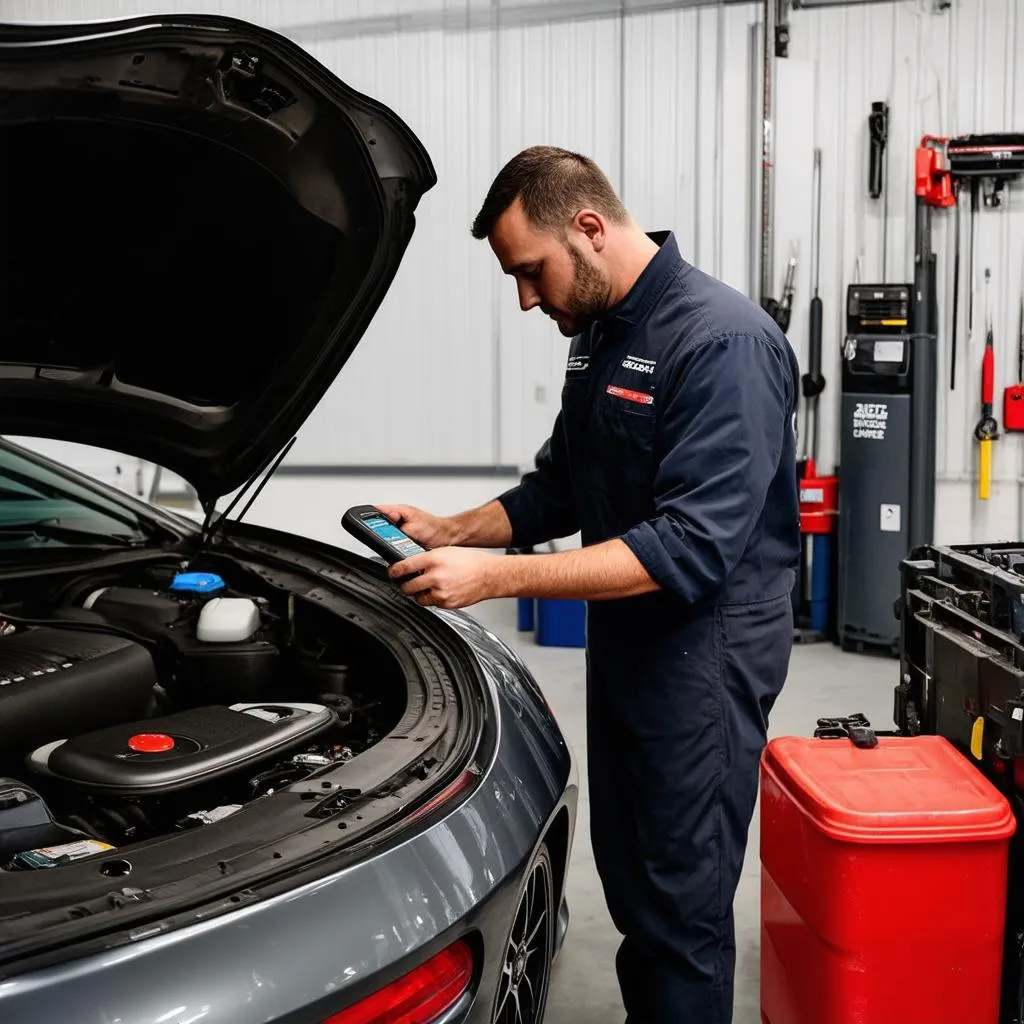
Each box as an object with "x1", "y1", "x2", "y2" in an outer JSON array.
[{"x1": 468, "y1": 599, "x2": 898, "y2": 1024}]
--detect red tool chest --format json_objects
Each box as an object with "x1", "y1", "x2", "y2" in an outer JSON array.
[{"x1": 760, "y1": 735, "x2": 1016, "y2": 1024}]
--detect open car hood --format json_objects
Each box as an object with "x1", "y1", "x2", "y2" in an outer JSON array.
[{"x1": 0, "y1": 14, "x2": 436, "y2": 505}]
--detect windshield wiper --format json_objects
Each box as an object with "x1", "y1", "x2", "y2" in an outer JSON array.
[{"x1": 0, "y1": 519, "x2": 145, "y2": 548}]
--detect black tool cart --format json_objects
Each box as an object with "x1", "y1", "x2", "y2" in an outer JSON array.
[{"x1": 894, "y1": 541, "x2": 1024, "y2": 1023}]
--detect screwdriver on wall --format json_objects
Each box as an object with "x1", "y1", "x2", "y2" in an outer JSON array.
[{"x1": 974, "y1": 268, "x2": 998, "y2": 500}]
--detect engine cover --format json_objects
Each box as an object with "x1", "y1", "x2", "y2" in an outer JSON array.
[
  {"x1": 27, "y1": 703, "x2": 337, "y2": 796},
  {"x1": 0, "y1": 628, "x2": 156, "y2": 755}
]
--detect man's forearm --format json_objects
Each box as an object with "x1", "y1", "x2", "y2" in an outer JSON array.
[
  {"x1": 492, "y1": 539, "x2": 661, "y2": 601},
  {"x1": 448, "y1": 500, "x2": 514, "y2": 549}
]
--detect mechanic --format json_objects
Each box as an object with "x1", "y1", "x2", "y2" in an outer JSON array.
[{"x1": 379, "y1": 145, "x2": 800, "y2": 1024}]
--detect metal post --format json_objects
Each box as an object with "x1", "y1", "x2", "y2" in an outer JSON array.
[
  {"x1": 910, "y1": 197, "x2": 938, "y2": 550},
  {"x1": 759, "y1": 0, "x2": 777, "y2": 302}
]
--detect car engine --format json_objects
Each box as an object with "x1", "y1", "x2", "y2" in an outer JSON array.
[{"x1": 0, "y1": 564, "x2": 399, "y2": 870}]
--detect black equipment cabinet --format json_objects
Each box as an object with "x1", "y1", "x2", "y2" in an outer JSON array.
[{"x1": 837, "y1": 284, "x2": 915, "y2": 653}]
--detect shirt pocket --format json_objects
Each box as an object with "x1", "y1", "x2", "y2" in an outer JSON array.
[
  {"x1": 560, "y1": 376, "x2": 591, "y2": 446},
  {"x1": 590, "y1": 382, "x2": 659, "y2": 508}
]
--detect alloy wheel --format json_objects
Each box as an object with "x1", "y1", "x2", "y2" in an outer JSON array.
[{"x1": 492, "y1": 844, "x2": 554, "y2": 1024}]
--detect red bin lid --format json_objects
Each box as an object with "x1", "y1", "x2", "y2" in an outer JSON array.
[{"x1": 763, "y1": 735, "x2": 1017, "y2": 843}]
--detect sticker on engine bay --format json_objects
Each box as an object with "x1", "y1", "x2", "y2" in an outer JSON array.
[{"x1": 12, "y1": 839, "x2": 114, "y2": 869}]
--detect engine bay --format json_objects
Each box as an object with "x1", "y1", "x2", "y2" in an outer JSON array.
[{"x1": 0, "y1": 556, "x2": 409, "y2": 871}]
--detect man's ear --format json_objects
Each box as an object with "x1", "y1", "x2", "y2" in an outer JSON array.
[{"x1": 573, "y1": 209, "x2": 607, "y2": 252}]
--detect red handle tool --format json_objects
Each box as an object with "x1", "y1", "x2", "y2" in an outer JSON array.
[
  {"x1": 1004, "y1": 286, "x2": 1024, "y2": 430},
  {"x1": 974, "y1": 270, "x2": 998, "y2": 500}
]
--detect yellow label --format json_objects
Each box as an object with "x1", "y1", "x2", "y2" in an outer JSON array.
[{"x1": 971, "y1": 716, "x2": 985, "y2": 760}]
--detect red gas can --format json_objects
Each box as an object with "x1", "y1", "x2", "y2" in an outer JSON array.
[
  {"x1": 798, "y1": 458, "x2": 838, "y2": 535},
  {"x1": 760, "y1": 735, "x2": 1016, "y2": 1024}
]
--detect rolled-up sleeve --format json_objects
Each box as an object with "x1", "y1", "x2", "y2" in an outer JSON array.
[
  {"x1": 497, "y1": 410, "x2": 579, "y2": 548},
  {"x1": 620, "y1": 331, "x2": 794, "y2": 603}
]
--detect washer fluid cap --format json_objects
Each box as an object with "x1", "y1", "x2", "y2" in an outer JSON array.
[
  {"x1": 170, "y1": 572, "x2": 225, "y2": 595},
  {"x1": 196, "y1": 598, "x2": 261, "y2": 643}
]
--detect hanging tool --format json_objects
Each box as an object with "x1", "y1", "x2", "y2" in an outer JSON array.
[
  {"x1": 967, "y1": 178, "x2": 979, "y2": 348},
  {"x1": 764, "y1": 242, "x2": 798, "y2": 334},
  {"x1": 1004, "y1": 262, "x2": 1024, "y2": 432},
  {"x1": 950, "y1": 178, "x2": 962, "y2": 390},
  {"x1": 939, "y1": 134, "x2": 1024, "y2": 390},
  {"x1": 914, "y1": 136, "x2": 955, "y2": 207},
  {"x1": 974, "y1": 268, "x2": 998, "y2": 500},
  {"x1": 801, "y1": 149, "x2": 826, "y2": 462},
  {"x1": 868, "y1": 101, "x2": 889, "y2": 200}
]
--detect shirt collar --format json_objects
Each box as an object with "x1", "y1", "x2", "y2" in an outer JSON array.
[{"x1": 602, "y1": 230, "x2": 682, "y2": 329}]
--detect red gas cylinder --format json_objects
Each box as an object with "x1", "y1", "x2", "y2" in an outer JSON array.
[
  {"x1": 760, "y1": 735, "x2": 1015, "y2": 1024},
  {"x1": 798, "y1": 459, "x2": 838, "y2": 535}
]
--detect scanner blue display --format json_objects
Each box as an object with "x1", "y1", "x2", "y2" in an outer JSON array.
[{"x1": 363, "y1": 516, "x2": 425, "y2": 557}]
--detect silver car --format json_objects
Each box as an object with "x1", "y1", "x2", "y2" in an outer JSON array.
[{"x1": 0, "y1": 13, "x2": 577, "y2": 1024}]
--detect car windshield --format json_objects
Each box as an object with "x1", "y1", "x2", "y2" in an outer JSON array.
[{"x1": 0, "y1": 445, "x2": 150, "y2": 549}]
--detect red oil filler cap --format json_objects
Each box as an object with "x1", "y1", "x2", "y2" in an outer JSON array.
[
  {"x1": 760, "y1": 734, "x2": 1016, "y2": 1024},
  {"x1": 798, "y1": 458, "x2": 838, "y2": 535},
  {"x1": 127, "y1": 733, "x2": 175, "y2": 753}
]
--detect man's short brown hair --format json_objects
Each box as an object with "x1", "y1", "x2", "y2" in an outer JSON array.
[{"x1": 470, "y1": 145, "x2": 628, "y2": 240}]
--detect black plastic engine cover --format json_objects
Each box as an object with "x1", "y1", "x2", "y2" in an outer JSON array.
[
  {"x1": 0, "y1": 628, "x2": 156, "y2": 755},
  {"x1": 27, "y1": 703, "x2": 337, "y2": 796},
  {"x1": 84, "y1": 586, "x2": 189, "y2": 634}
]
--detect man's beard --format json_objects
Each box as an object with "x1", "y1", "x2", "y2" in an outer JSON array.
[{"x1": 554, "y1": 245, "x2": 610, "y2": 337}]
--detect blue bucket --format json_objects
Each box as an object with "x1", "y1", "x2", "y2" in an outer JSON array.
[
  {"x1": 534, "y1": 598, "x2": 586, "y2": 648},
  {"x1": 516, "y1": 597, "x2": 535, "y2": 632}
]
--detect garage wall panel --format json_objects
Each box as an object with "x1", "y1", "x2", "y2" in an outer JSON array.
[
  {"x1": 494, "y1": 15, "x2": 623, "y2": 471},
  {"x1": 6, "y1": 0, "x2": 1024, "y2": 546},
  {"x1": 294, "y1": 26, "x2": 500, "y2": 466},
  {"x1": 621, "y1": 4, "x2": 756, "y2": 293}
]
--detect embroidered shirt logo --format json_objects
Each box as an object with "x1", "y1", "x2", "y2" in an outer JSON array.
[
  {"x1": 566, "y1": 354, "x2": 590, "y2": 376},
  {"x1": 621, "y1": 355, "x2": 656, "y2": 375}
]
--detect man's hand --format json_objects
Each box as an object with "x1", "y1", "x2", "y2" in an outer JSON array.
[
  {"x1": 377, "y1": 504, "x2": 459, "y2": 548},
  {"x1": 376, "y1": 499, "x2": 514, "y2": 550},
  {"x1": 388, "y1": 547, "x2": 502, "y2": 609},
  {"x1": 388, "y1": 538, "x2": 661, "y2": 610}
]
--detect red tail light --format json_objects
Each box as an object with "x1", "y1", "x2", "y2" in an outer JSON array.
[
  {"x1": 322, "y1": 939, "x2": 474, "y2": 1024},
  {"x1": 403, "y1": 769, "x2": 477, "y2": 827}
]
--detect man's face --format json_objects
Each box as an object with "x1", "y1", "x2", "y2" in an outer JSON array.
[{"x1": 488, "y1": 198, "x2": 610, "y2": 338}]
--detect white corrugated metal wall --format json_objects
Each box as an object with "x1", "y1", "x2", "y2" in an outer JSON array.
[{"x1": 3, "y1": 0, "x2": 1023, "y2": 546}]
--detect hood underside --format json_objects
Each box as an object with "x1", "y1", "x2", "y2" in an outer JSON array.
[{"x1": 0, "y1": 14, "x2": 436, "y2": 503}]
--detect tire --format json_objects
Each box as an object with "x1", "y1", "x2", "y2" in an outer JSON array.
[{"x1": 491, "y1": 842, "x2": 555, "y2": 1024}]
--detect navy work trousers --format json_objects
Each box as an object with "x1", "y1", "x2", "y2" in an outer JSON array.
[{"x1": 586, "y1": 593, "x2": 793, "y2": 1023}]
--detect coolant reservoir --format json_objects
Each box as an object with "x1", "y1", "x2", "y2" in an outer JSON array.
[{"x1": 196, "y1": 598, "x2": 261, "y2": 643}]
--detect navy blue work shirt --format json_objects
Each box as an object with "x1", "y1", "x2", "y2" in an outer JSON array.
[{"x1": 498, "y1": 231, "x2": 801, "y2": 620}]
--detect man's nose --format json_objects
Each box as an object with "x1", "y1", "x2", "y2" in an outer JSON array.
[{"x1": 517, "y1": 280, "x2": 541, "y2": 312}]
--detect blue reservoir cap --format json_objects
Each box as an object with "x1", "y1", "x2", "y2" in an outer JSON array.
[{"x1": 170, "y1": 571, "x2": 225, "y2": 594}]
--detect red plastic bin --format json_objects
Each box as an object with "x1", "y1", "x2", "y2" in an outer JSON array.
[{"x1": 760, "y1": 735, "x2": 1016, "y2": 1024}]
